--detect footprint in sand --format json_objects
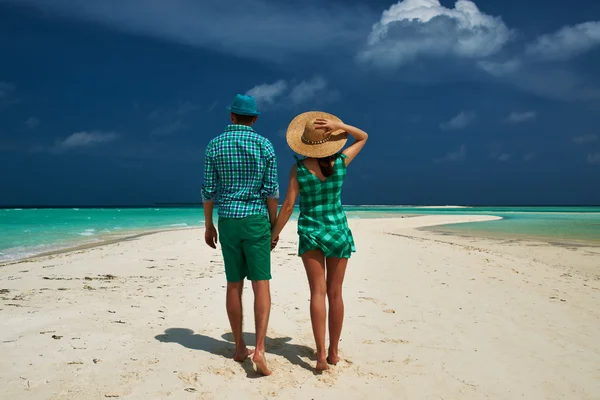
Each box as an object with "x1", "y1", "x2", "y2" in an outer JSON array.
[
  {"x1": 358, "y1": 296, "x2": 379, "y2": 304},
  {"x1": 380, "y1": 338, "x2": 410, "y2": 344},
  {"x1": 177, "y1": 372, "x2": 200, "y2": 386}
]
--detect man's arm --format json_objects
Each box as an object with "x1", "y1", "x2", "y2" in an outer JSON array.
[{"x1": 201, "y1": 144, "x2": 219, "y2": 249}]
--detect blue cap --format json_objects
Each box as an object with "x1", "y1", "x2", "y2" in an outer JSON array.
[{"x1": 228, "y1": 94, "x2": 261, "y2": 116}]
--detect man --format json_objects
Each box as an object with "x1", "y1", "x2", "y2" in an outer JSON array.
[{"x1": 201, "y1": 94, "x2": 279, "y2": 376}]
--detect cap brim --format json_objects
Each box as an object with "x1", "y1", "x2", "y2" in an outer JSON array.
[{"x1": 228, "y1": 107, "x2": 261, "y2": 116}]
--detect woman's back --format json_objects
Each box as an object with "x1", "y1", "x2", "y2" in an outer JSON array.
[{"x1": 296, "y1": 155, "x2": 347, "y2": 225}]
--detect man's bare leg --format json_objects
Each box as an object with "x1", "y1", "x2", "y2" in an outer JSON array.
[
  {"x1": 251, "y1": 280, "x2": 272, "y2": 376},
  {"x1": 326, "y1": 257, "x2": 348, "y2": 365},
  {"x1": 226, "y1": 281, "x2": 253, "y2": 361},
  {"x1": 302, "y1": 251, "x2": 329, "y2": 371}
]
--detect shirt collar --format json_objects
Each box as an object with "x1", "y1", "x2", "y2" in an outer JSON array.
[{"x1": 225, "y1": 124, "x2": 256, "y2": 133}]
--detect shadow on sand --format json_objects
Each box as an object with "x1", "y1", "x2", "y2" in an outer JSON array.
[{"x1": 155, "y1": 328, "x2": 317, "y2": 377}]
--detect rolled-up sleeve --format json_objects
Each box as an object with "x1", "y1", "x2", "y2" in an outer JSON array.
[
  {"x1": 262, "y1": 141, "x2": 279, "y2": 199},
  {"x1": 201, "y1": 143, "x2": 218, "y2": 202}
]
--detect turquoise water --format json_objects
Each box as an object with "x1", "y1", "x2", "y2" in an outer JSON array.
[{"x1": 1, "y1": 206, "x2": 599, "y2": 262}]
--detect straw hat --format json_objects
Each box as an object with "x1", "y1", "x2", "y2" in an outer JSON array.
[{"x1": 286, "y1": 111, "x2": 348, "y2": 158}]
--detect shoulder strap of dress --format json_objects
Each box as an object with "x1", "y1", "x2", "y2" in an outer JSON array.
[
  {"x1": 294, "y1": 155, "x2": 305, "y2": 168},
  {"x1": 339, "y1": 153, "x2": 348, "y2": 159}
]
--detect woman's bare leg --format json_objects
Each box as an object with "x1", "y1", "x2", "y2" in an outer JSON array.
[
  {"x1": 325, "y1": 257, "x2": 348, "y2": 365},
  {"x1": 302, "y1": 250, "x2": 329, "y2": 371}
]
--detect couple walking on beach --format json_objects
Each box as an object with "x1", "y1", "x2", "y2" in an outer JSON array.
[{"x1": 201, "y1": 94, "x2": 368, "y2": 375}]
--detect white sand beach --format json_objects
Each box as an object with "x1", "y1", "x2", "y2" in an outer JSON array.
[{"x1": 1, "y1": 215, "x2": 599, "y2": 400}]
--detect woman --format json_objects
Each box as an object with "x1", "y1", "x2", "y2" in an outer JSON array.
[{"x1": 271, "y1": 111, "x2": 368, "y2": 371}]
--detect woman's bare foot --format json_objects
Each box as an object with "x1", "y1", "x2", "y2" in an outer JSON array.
[
  {"x1": 234, "y1": 347, "x2": 254, "y2": 362},
  {"x1": 252, "y1": 351, "x2": 272, "y2": 376},
  {"x1": 316, "y1": 359, "x2": 329, "y2": 371},
  {"x1": 316, "y1": 353, "x2": 329, "y2": 371}
]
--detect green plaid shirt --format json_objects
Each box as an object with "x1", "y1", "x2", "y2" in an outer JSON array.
[{"x1": 202, "y1": 125, "x2": 279, "y2": 219}]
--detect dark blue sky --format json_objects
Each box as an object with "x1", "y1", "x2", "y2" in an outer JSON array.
[{"x1": 1, "y1": 0, "x2": 599, "y2": 206}]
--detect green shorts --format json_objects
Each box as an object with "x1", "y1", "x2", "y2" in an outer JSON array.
[{"x1": 218, "y1": 215, "x2": 272, "y2": 282}]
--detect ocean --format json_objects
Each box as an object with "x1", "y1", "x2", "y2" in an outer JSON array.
[{"x1": 1, "y1": 206, "x2": 599, "y2": 262}]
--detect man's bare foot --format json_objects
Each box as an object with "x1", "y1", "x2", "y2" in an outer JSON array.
[
  {"x1": 234, "y1": 347, "x2": 254, "y2": 362},
  {"x1": 252, "y1": 351, "x2": 272, "y2": 376},
  {"x1": 327, "y1": 351, "x2": 340, "y2": 365}
]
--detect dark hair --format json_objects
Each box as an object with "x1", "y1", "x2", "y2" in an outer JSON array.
[
  {"x1": 317, "y1": 153, "x2": 339, "y2": 178},
  {"x1": 232, "y1": 113, "x2": 256, "y2": 125}
]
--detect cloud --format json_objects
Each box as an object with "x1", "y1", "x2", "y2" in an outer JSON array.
[
  {"x1": 477, "y1": 21, "x2": 600, "y2": 102},
  {"x1": 246, "y1": 77, "x2": 334, "y2": 108},
  {"x1": 149, "y1": 101, "x2": 199, "y2": 121},
  {"x1": 526, "y1": 21, "x2": 600, "y2": 61},
  {"x1": 496, "y1": 153, "x2": 511, "y2": 162},
  {"x1": 56, "y1": 131, "x2": 118, "y2": 150},
  {"x1": 0, "y1": 81, "x2": 15, "y2": 99},
  {"x1": 573, "y1": 134, "x2": 598, "y2": 145},
  {"x1": 0, "y1": 81, "x2": 19, "y2": 105},
  {"x1": 523, "y1": 153, "x2": 535, "y2": 162},
  {"x1": 151, "y1": 120, "x2": 184, "y2": 136},
  {"x1": 434, "y1": 144, "x2": 466, "y2": 163},
  {"x1": 146, "y1": 101, "x2": 198, "y2": 136},
  {"x1": 25, "y1": 117, "x2": 40, "y2": 130},
  {"x1": 477, "y1": 58, "x2": 521, "y2": 77},
  {"x1": 289, "y1": 77, "x2": 328, "y2": 105},
  {"x1": 359, "y1": 0, "x2": 512, "y2": 68},
  {"x1": 440, "y1": 111, "x2": 475, "y2": 130},
  {"x1": 588, "y1": 153, "x2": 600, "y2": 165},
  {"x1": 1, "y1": 0, "x2": 374, "y2": 63},
  {"x1": 506, "y1": 111, "x2": 536, "y2": 124},
  {"x1": 207, "y1": 101, "x2": 218, "y2": 113},
  {"x1": 479, "y1": 59, "x2": 600, "y2": 102},
  {"x1": 246, "y1": 80, "x2": 288, "y2": 106}
]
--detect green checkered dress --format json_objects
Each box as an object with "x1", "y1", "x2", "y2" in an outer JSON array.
[{"x1": 295, "y1": 154, "x2": 356, "y2": 259}]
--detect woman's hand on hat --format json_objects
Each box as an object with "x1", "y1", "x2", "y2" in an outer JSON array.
[{"x1": 314, "y1": 118, "x2": 343, "y2": 134}]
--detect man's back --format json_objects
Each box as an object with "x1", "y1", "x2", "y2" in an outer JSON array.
[{"x1": 202, "y1": 124, "x2": 279, "y2": 219}]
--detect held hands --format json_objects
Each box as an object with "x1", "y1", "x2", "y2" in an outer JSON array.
[{"x1": 270, "y1": 235, "x2": 279, "y2": 252}]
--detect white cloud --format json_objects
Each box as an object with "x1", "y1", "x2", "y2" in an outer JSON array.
[
  {"x1": 56, "y1": 131, "x2": 118, "y2": 150},
  {"x1": 588, "y1": 153, "x2": 600, "y2": 165},
  {"x1": 25, "y1": 117, "x2": 40, "y2": 130},
  {"x1": 434, "y1": 144, "x2": 466, "y2": 163},
  {"x1": 479, "y1": 60, "x2": 600, "y2": 102},
  {"x1": 0, "y1": 0, "x2": 373, "y2": 63},
  {"x1": 246, "y1": 77, "x2": 333, "y2": 108},
  {"x1": 359, "y1": 0, "x2": 512, "y2": 68},
  {"x1": 440, "y1": 111, "x2": 475, "y2": 130},
  {"x1": 506, "y1": 111, "x2": 536, "y2": 124},
  {"x1": 289, "y1": 76, "x2": 328, "y2": 105},
  {"x1": 573, "y1": 134, "x2": 598, "y2": 145},
  {"x1": 526, "y1": 21, "x2": 600, "y2": 61},
  {"x1": 246, "y1": 80, "x2": 288, "y2": 106},
  {"x1": 477, "y1": 58, "x2": 521, "y2": 77},
  {"x1": 477, "y1": 22, "x2": 600, "y2": 102}
]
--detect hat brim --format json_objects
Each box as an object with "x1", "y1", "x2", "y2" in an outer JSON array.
[
  {"x1": 286, "y1": 111, "x2": 348, "y2": 158},
  {"x1": 228, "y1": 106, "x2": 261, "y2": 116}
]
